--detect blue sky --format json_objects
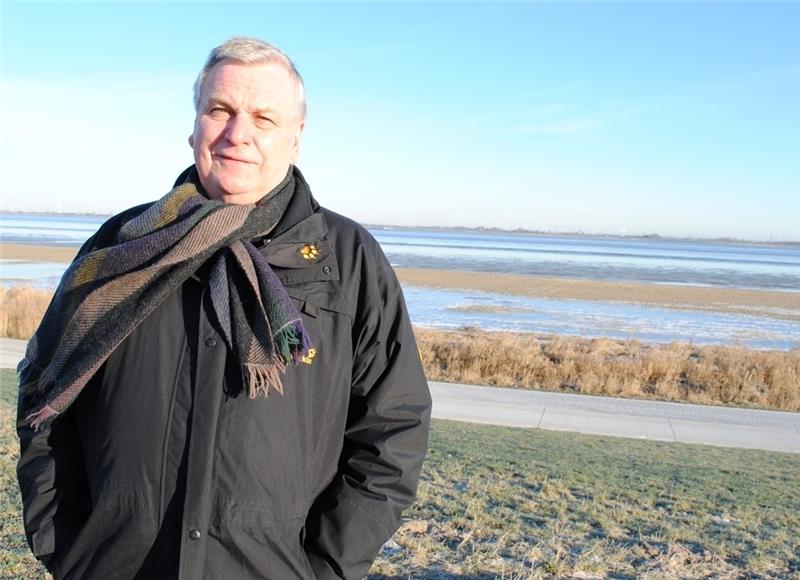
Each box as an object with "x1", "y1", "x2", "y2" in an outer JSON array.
[{"x1": 1, "y1": 2, "x2": 798, "y2": 241}]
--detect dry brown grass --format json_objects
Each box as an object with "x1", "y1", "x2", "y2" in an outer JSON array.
[
  {"x1": 2, "y1": 286, "x2": 798, "y2": 411},
  {"x1": 0, "y1": 287, "x2": 52, "y2": 341},
  {"x1": 415, "y1": 327, "x2": 800, "y2": 411},
  {"x1": 4, "y1": 369, "x2": 798, "y2": 579}
]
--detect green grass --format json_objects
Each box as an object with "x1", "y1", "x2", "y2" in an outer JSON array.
[
  {"x1": 370, "y1": 421, "x2": 800, "y2": 579},
  {"x1": 2, "y1": 369, "x2": 799, "y2": 579},
  {"x1": 1, "y1": 370, "x2": 46, "y2": 580}
]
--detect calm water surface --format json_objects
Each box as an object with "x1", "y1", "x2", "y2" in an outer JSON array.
[
  {"x1": 0, "y1": 213, "x2": 105, "y2": 246},
  {"x1": 372, "y1": 228, "x2": 800, "y2": 291},
  {"x1": 3, "y1": 214, "x2": 798, "y2": 291},
  {"x1": 2, "y1": 214, "x2": 798, "y2": 349}
]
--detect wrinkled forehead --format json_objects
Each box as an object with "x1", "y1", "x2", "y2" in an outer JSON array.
[{"x1": 200, "y1": 59, "x2": 303, "y2": 116}]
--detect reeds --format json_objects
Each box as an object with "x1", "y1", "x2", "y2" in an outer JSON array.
[
  {"x1": 0, "y1": 287, "x2": 51, "y2": 340},
  {"x1": 415, "y1": 327, "x2": 800, "y2": 411},
  {"x1": 1, "y1": 287, "x2": 797, "y2": 411}
]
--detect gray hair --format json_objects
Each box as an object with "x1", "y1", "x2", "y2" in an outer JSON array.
[{"x1": 193, "y1": 36, "x2": 307, "y2": 121}]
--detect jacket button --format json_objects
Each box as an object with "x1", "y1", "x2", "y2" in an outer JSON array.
[
  {"x1": 322, "y1": 265, "x2": 331, "y2": 275},
  {"x1": 205, "y1": 337, "x2": 217, "y2": 348},
  {"x1": 189, "y1": 529, "x2": 201, "y2": 540}
]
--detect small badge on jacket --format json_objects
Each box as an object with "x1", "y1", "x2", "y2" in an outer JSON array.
[
  {"x1": 301, "y1": 347, "x2": 317, "y2": 364},
  {"x1": 300, "y1": 244, "x2": 320, "y2": 261}
]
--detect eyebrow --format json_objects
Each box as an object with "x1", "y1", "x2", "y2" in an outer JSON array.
[
  {"x1": 204, "y1": 97, "x2": 279, "y2": 116},
  {"x1": 204, "y1": 97, "x2": 232, "y2": 110}
]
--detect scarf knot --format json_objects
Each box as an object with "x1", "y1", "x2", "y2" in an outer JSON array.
[{"x1": 19, "y1": 167, "x2": 313, "y2": 430}]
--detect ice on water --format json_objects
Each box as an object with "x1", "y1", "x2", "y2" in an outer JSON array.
[
  {"x1": 2, "y1": 215, "x2": 799, "y2": 349},
  {"x1": 403, "y1": 286, "x2": 800, "y2": 350}
]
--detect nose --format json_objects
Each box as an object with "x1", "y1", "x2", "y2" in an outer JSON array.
[{"x1": 224, "y1": 113, "x2": 253, "y2": 145}]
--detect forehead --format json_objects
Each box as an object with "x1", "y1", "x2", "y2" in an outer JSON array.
[{"x1": 201, "y1": 60, "x2": 298, "y2": 111}]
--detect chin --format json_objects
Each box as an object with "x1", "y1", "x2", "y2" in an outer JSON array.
[
  {"x1": 218, "y1": 189, "x2": 255, "y2": 201},
  {"x1": 215, "y1": 178, "x2": 253, "y2": 197}
]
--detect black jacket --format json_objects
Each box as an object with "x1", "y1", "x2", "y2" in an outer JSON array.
[{"x1": 17, "y1": 168, "x2": 431, "y2": 579}]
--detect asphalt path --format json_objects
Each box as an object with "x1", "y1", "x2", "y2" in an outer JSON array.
[
  {"x1": 430, "y1": 381, "x2": 800, "y2": 454},
  {"x1": 3, "y1": 338, "x2": 798, "y2": 453},
  {"x1": 1, "y1": 338, "x2": 25, "y2": 372}
]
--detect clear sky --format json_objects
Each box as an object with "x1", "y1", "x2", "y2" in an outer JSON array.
[{"x1": 1, "y1": 2, "x2": 798, "y2": 241}]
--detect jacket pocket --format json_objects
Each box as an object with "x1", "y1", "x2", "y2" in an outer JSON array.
[
  {"x1": 206, "y1": 502, "x2": 313, "y2": 580},
  {"x1": 53, "y1": 493, "x2": 155, "y2": 580}
]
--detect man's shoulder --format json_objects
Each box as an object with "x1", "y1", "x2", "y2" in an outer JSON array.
[
  {"x1": 83, "y1": 202, "x2": 156, "y2": 252},
  {"x1": 107, "y1": 202, "x2": 155, "y2": 225},
  {"x1": 318, "y1": 206, "x2": 380, "y2": 250},
  {"x1": 315, "y1": 205, "x2": 398, "y2": 290}
]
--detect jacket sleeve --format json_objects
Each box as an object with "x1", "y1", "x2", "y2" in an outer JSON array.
[
  {"x1": 14, "y1": 223, "x2": 118, "y2": 572},
  {"x1": 17, "y1": 400, "x2": 91, "y2": 572},
  {"x1": 303, "y1": 257, "x2": 432, "y2": 580}
]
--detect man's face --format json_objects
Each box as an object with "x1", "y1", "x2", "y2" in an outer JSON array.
[{"x1": 189, "y1": 60, "x2": 304, "y2": 205}]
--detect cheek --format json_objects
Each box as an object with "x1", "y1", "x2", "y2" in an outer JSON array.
[
  {"x1": 195, "y1": 121, "x2": 223, "y2": 150},
  {"x1": 260, "y1": 134, "x2": 294, "y2": 162}
]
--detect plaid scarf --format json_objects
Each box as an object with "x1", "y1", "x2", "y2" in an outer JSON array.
[{"x1": 19, "y1": 167, "x2": 312, "y2": 430}]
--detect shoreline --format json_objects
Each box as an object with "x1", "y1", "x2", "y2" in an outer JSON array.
[
  {"x1": 396, "y1": 267, "x2": 800, "y2": 322},
  {"x1": 0, "y1": 243, "x2": 80, "y2": 262},
  {"x1": 2, "y1": 243, "x2": 799, "y2": 322}
]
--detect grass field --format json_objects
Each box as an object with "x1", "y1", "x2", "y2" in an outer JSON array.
[{"x1": 2, "y1": 370, "x2": 799, "y2": 578}]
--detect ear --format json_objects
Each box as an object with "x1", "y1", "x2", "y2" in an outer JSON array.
[
  {"x1": 291, "y1": 120, "x2": 305, "y2": 161},
  {"x1": 188, "y1": 133, "x2": 195, "y2": 148}
]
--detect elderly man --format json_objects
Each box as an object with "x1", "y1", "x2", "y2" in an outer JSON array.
[{"x1": 17, "y1": 37, "x2": 431, "y2": 580}]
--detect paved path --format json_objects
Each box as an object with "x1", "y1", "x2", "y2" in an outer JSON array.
[
  {"x1": 3, "y1": 338, "x2": 798, "y2": 453},
  {"x1": 430, "y1": 381, "x2": 800, "y2": 454},
  {"x1": 1, "y1": 338, "x2": 25, "y2": 371}
]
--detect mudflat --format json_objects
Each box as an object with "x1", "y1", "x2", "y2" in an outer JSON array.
[
  {"x1": 396, "y1": 267, "x2": 800, "y2": 321},
  {"x1": 0, "y1": 243, "x2": 79, "y2": 263},
  {"x1": 2, "y1": 243, "x2": 798, "y2": 321}
]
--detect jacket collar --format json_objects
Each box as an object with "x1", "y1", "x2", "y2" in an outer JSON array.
[
  {"x1": 179, "y1": 165, "x2": 339, "y2": 285},
  {"x1": 268, "y1": 165, "x2": 319, "y2": 238},
  {"x1": 256, "y1": 166, "x2": 339, "y2": 284}
]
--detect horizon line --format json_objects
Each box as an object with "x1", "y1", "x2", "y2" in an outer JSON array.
[{"x1": 1, "y1": 210, "x2": 797, "y2": 246}]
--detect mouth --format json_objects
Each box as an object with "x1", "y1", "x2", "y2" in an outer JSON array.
[{"x1": 214, "y1": 153, "x2": 254, "y2": 164}]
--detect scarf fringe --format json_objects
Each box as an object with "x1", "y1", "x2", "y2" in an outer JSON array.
[
  {"x1": 26, "y1": 405, "x2": 59, "y2": 431},
  {"x1": 274, "y1": 319, "x2": 313, "y2": 365},
  {"x1": 244, "y1": 319, "x2": 313, "y2": 399},
  {"x1": 245, "y1": 361, "x2": 286, "y2": 398}
]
